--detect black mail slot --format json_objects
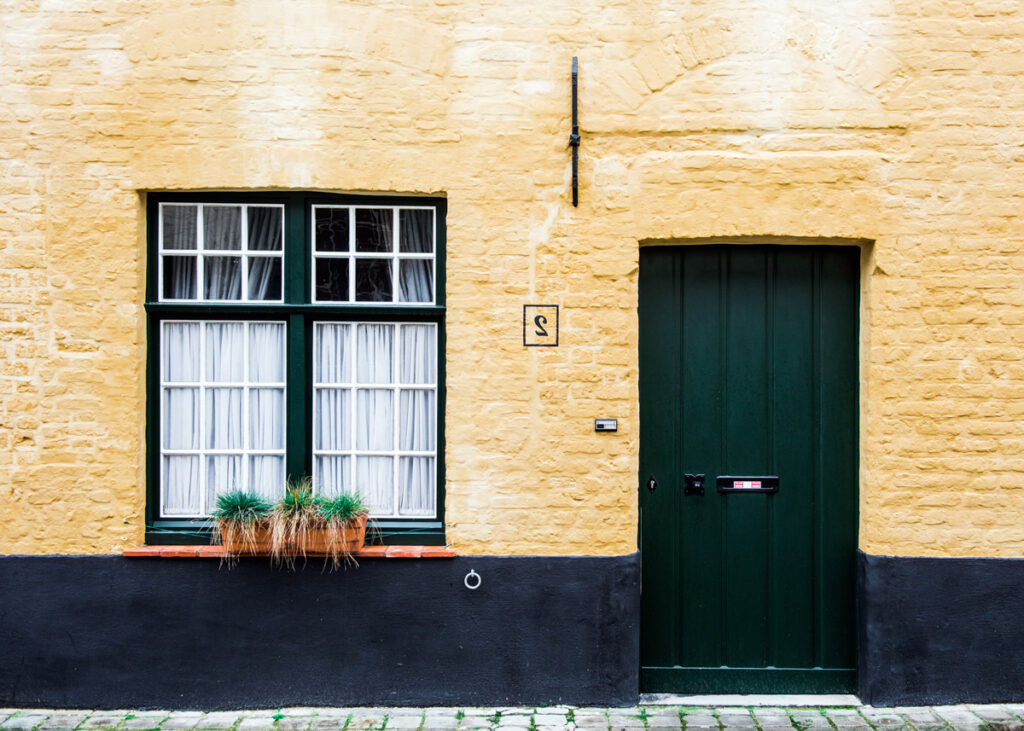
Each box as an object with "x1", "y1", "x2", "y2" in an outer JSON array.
[{"x1": 717, "y1": 475, "x2": 779, "y2": 494}]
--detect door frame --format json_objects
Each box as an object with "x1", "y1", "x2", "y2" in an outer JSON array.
[{"x1": 636, "y1": 238, "x2": 870, "y2": 695}]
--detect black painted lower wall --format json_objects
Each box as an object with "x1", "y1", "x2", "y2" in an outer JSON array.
[
  {"x1": 0, "y1": 554, "x2": 639, "y2": 710},
  {"x1": 859, "y1": 551, "x2": 1024, "y2": 706}
]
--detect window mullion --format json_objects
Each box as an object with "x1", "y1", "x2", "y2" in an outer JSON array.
[
  {"x1": 348, "y1": 207, "x2": 356, "y2": 304},
  {"x1": 393, "y1": 323, "x2": 401, "y2": 517},
  {"x1": 286, "y1": 312, "x2": 308, "y2": 485}
]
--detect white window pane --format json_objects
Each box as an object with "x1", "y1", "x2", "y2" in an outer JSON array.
[
  {"x1": 164, "y1": 388, "x2": 199, "y2": 449},
  {"x1": 400, "y1": 390, "x2": 435, "y2": 451},
  {"x1": 163, "y1": 456, "x2": 201, "y2": 515},
  {"x1": 203, "y1": 205, "x2": 242, "y2": 250},
  {"x1": 206, "y1": 388, "x2": 243, "y2": 449},
  {"x1": 357, "y1": 456, "x2": 393, "y2": 514},
  {"x1": 315, "y1": 323, "x2": 351, "y2": 383},
  {"x1": 250, "y1": 456, "x2": 284, "y2": 501},
  {"x1": 399, "y1": 457, "x2": 435, "y2": 516},
  {"x1": 163, "y1": 256, "x2": 197, "y2": 300},
  {"x1": 248, "y1": 257, "x2": 282, "y2": 301},
  {"x1": 203, "y1": 256, "x2": 242, "y2": 300},
  {"x1": 205, "y1": 322, "x2": 245, "y2": 381},
  {"x1": 356, "y1": 389, "x2": 393, "y2": 450},
  {"x1": 399, "y1": 260, "x2": 433, "y2": 303},
  {"x1": 162, "y1": 205, "x2": 198, "y2": 250},
  {"x1": 248, "y1": 207, "x2": 282, "y2": 251},
  {"x1": 206, "y1": 456, "x2": 244, "y2": 512},
  {"x1": 249, "y1": 389, "x2": 284, "y2": 449},
  {"x1": 356, "y1": 324, "x2": 393, "y2": 384},
  {"x1": 315, "y1": 388, "x2": 350, "y2": 451},
  {"x1": 399, "y1": 325, "x2": 436, "y2": 384},
  {"x1": 163, "y1": 323, "x2": 200, "y2": 382},
  {"x1": 316, "y1": 455, "x2": 351, "y2": 497},
  {"x1": 249, "y1": 323, "x2": 285, "y2": 383}
]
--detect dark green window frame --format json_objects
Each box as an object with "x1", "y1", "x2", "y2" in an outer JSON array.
[{"x1": 145, "y1": 191, "x2": 447, "y2": 545}]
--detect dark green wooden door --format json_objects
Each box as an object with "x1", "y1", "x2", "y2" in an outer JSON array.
[{"x1": 639, "y1": 245, "x2": 859, "y2": 694}]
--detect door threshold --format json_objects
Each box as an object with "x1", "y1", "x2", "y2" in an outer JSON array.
[{"x1": 640, "y1": 693, "x2": 861, "y2": 707}]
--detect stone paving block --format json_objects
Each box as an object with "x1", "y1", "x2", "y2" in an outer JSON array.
[
  {"x1": 2, "y1": 716, "x2": 50, "y2": 731},
  {"x1": 823, "y1": 709, "x2": 870, "y2": 729},
  {"x1": 858, "y1": 708, "x2": 908, "y2": 728},
  {"x1": 0, "y1": 716, "x2": 17, "y2": 726},
  {"x1": 967, "y1": 706, "x2": 1015, "y2": 722},
  {"x1": 572, "y1": 711, "x2": 608, "y2": 731},
  {"x1": 932, "y1": 708, "x2": 985, "y2": 730},
  {"x1": 753, "y1": 709, "x2": 792, "y2": 725},
  {"x1": 278, "y1": 711, "x2": 324, "y2": 718},
  {"x1": 386, "y1": 715, "x2": 425, "y2": 730},
  {"x1": 195, "y1": 714, "x2": 240, "y2": 731},
  {"x1": 643, "y1": 708, "x2": 682, "y2": 723},
  {"x1": 787, "y1": 710, "x2": 831, "y2": 730},
  {"x1": 717, "y1": 711, "x2": 754, "y2": 726},
  {"x1": 39, "y1": 712, "x2": 91, "y2": 730},
  {"x1": 275, "y1": 717, "x2": 315, "y2": 731},
  {"x1": 159, "y1": 715, "x2": 204, "y2": 731},
  {"x1": 123, "y1": 714, "x2": 171, "y2": 731},
  {"x1": 234, "y1": 719, "x2": 276, "y2": 731},
  {"x1": 679, "y1": 710, "x2": 717, "y2": 728},
  {"x1": 308, "y1": 720, "x2": 348, "y2": 731}
]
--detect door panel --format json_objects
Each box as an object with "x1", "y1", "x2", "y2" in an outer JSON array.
[{"x1": 639, "y1": 244, "x2": 859, "y2": 694}]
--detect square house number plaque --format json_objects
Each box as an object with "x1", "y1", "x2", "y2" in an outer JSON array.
[{"x1": 523, "y1": 304, "x2": 559, "y2": 347}]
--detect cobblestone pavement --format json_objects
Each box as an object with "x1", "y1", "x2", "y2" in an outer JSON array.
[{"x1": 1, "y1": 705, "x2": 1023, "y2": 731}]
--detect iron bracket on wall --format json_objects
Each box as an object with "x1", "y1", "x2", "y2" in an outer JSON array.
[{"x1": 569, "y1": 56, "x2": 580, "y2": 207}]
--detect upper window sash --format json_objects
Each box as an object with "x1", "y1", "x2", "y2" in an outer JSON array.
[
  {"x1": 158, "y1": 202, "x2": 286, "y2": 304},
  {"x1": 311, "y1": 205, "x2": 436, "y2": 306}
]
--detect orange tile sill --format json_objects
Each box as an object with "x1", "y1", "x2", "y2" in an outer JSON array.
[{"x1": 124, "y1": 545, "x2": 455, "y2": 559}]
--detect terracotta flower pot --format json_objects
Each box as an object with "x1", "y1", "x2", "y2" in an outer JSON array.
[
  {"x1": 300, "y1": 514, "x2": 368, "y2": 554},
  {"x1": 218, "y1": 520, "x2": 273, "y2": 555}
]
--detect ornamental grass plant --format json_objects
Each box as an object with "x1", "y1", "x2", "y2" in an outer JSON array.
[{"x1": 213, "y1": 478, "x2": 370, "y2": 570}]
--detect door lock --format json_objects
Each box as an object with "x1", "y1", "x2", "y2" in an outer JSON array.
[
  {"x1": 646, "y1": 475, "x2": 658, "y2": 494},
  {"x1": 684, "y1": 473, "x2": 705, "y2": 496}
]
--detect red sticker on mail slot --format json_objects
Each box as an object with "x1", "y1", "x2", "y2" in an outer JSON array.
[{"x1": 735, "y1": 480, "x2": 761, "y2": 489}]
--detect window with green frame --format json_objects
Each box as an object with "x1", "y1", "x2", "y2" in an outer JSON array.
[{"x1": 145, "y1": 192, "x2": 446, "y2": 545}]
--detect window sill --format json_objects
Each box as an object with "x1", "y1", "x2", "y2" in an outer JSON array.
[{"x1": 123, "y1": 545, "x2": 456, "y2": 559}]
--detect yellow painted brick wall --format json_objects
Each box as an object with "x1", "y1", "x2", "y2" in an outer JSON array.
[{"x1": 1, "y1": 0, "x2": 1022, "y2": 556}]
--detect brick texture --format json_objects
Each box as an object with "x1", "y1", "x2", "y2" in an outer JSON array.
[{"x1": 1, "y1": 1, "x2": 1023, "y2": 557}]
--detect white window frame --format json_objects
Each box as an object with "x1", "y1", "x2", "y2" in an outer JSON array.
[{"x1": 311, "y1": 205, "x2": 436, "y2": 305}]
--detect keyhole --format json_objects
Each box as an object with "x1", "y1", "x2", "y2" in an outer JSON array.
[{"x1": 534, "y1": 315, "x2": 548, "y2": 337}]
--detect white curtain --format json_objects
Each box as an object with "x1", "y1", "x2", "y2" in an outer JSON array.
[
  {"x1": 399, "y1": 209, "x2": 432, "y2": 253},
  {"x1": 357, "y1": 324, "x2": 393, "y2": 383},
  {"x1": 312, "y1": 322, "x2": 436, "y2": 517},
  {"x1": 357, "y1": 456, "x2": 394, "y2": 514},
  {"x1": 163, "y1": 456, "x2": 200, "y2": 515},
  {"x1": 357, "y1": 390, "x2": 393, "y2": 450},
  {"x1": 315, "y1": 389, "x2": 349, "y2": 450},
  {"x1": 206, "y1": 323, "x2": 245, "y2": 381},
  {"x1": 164, "y1": 205, "x2": 281, "y2": 302},
  {"x1": 162, "y1": 320, "x2": 286, "y2": 517},
  {"x1": 400, "y1": 391, "x2": 434, "y2": 450},
  {"x1": 316, "y1": 324, "x2": 351, "y2": 384},
  {"x1": 399, "y1": 457, "x2": 435, "y2": 515},
  {"x1": 204, "y1": 205, "x2": 241, "y2": 250},
  {"x1": 400, "y1": 325, "x2": 435, "y2": 384},
  {"x1": 316, "y1": 455, "x2": 350, "y2": 498},
  {"x1": 399, "y1": 260, "x2": 432, "y2": 303}
]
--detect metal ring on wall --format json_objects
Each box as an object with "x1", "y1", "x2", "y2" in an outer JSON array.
[{"x1": 464, "y1": 569, "x2": 482, "y2": 590}]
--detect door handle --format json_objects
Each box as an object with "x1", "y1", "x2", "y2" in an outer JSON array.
[{"x1": 684, "y1": 473, "x2": 705, "y2": 496}]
